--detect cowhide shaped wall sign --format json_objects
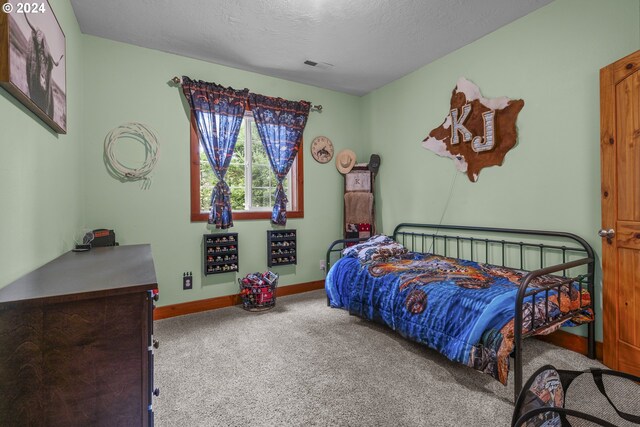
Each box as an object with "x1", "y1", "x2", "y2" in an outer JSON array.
[{"x1": 422, "y1": 77, "x2": 524, "y2": 182}]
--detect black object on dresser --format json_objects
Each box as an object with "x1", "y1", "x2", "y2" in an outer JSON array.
[
  {"x1": 267, "y1": 229, "x2": 297, "y2": 267},
  {"x1": 0, "y1": 244, "x2": 159, "y2": 427},
  {"x1": 204, "y1": 233, "x2": 239, "y2": 275}
]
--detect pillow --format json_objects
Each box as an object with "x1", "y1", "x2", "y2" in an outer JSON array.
[
  {"x1": 342, "y1": 235, "x2": 408, "y2": 263},
  {"x1": 342, "y1": 235, "x2": 393, "y2": 257}
]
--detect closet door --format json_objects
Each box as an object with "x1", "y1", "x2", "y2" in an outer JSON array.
[{"x1": 600, "y1": 50, "x2": 640, "y2": 375}]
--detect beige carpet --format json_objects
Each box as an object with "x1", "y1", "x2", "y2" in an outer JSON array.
[{"x1": 153, "y1": 290, "x2": 606, "y2": 426}]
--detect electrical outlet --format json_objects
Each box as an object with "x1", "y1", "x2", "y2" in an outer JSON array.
[
  {"x1": 183, "y1": 272, "x2": 193, "y2": 290},
  {"x1": 319, "y1": 260, "x2": 326, "y2": 271}
]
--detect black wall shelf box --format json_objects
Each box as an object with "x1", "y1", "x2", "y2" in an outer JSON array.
[
  {"x1": 204, "y1": 233, "x2": 239, "y2": 275},
  {"x1": 267, "y1": 229, "x2": 297, "y2": 267}
]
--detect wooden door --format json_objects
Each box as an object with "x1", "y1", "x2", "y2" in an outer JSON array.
[{"x1": 600, "y1": 50, "x2": 640, "y2": 375}]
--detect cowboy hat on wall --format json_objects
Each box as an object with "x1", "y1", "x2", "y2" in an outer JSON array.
[{"x1": 335, "y1": 149, "x2": 356, "y2": 174}]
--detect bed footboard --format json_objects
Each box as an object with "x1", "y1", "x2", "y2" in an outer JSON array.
[
  {"x1": 513, "y1": 257, "x2": 595, "y2": 400},
  {"x1": 392, "y1": 224, "x2": 595, "y2": 401}
]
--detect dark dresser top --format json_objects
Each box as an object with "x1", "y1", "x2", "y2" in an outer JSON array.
[{"x1": 0, "y1": 244, "x2": 157, "y2": 307}]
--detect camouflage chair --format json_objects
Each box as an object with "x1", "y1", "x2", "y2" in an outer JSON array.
[{"x1": 512, "y1": 364, "x2": 640, "y2": 427}]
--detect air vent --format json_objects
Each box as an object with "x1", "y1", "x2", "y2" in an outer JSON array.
[{"x1": 304, "y1": 60, "x2": 334, "y2": 70}]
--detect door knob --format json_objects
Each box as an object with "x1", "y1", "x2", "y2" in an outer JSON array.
[
  {"x1": 598, "y1": 228, "x2": 615, "y2": 238},
  {"x1": 598, "y1": 228, "x2": 615, "y2": 244}
]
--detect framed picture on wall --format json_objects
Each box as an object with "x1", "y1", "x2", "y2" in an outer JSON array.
[{"x1": 0, "y1": 0, "x2": 67, "y2": 133}]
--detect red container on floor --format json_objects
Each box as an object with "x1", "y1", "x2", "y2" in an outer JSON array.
[{"x1": 238, "y1": 271, "x2": 278, "y2": 312}]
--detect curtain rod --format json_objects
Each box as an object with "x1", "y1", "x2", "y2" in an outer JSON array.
[{"x1": 171, "y1": 76, "x2": 323, "y2": 112}]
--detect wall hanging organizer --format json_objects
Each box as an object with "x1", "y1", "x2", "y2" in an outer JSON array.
[
  {"x1": 267, "y1": 230, "x2": 297, "y2": 267},
  {"x1": 343, "y1": 165, "x2": 375, "y2": 241},
  {"x1": 204, "y1": 233, "x2": 238, "y2": 275}
]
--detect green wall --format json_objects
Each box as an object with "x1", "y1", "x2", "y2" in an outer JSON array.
[
  {"x1": 2, "y1": 0, "x2": 639, "y2": 342},
  {"x1": 0, "y1": 0, "x2": 83, "y2": 286},
  {"x1": 79, "y1": 35, "x2": 362, "y2": 306},
  {"x1": 361, "y1": 0, "x2": 640, "y2": 340}
]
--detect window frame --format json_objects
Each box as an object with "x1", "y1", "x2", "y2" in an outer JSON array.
[
  {"x1": 229, "y1": 112, "x2": 295, "y2": 213},
  {"x1": 190, "y1": 111, "x2": 304, "y2": 222}
]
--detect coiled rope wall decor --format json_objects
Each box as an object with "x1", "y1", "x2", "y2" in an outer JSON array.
[{"x1": 104, "y1": 122, "x2": 159, "y2": 189}]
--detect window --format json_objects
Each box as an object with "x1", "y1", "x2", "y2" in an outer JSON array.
[{"x1": 190, "y1": 111, "x2": 304, "y2": 222}]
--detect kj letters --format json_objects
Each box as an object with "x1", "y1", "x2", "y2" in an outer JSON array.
[{"x1": 450, "y1": 104, "x2": 496, "y2": 153}]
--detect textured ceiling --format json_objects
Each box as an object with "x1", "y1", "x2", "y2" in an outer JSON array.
[{"x1": 70, "y1": 0, "x2": 553, "y2": 96}]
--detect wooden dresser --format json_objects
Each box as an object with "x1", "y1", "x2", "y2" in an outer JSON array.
[{"x1": 0, "y1": 245, "x2": 159, "y2": 427}]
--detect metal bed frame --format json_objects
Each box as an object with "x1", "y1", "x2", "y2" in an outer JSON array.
[{"x1": 325, "y1": 223, "x2": 596, "y2": 401}]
